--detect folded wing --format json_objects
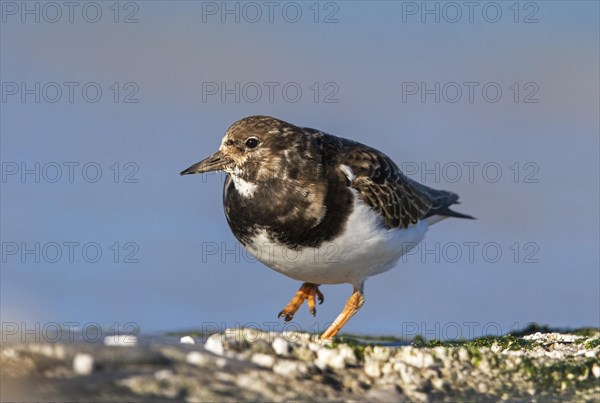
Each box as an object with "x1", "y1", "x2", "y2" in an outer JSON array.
[{"x1": 335, "y1": 139, "x2": 473, "y2": 229}]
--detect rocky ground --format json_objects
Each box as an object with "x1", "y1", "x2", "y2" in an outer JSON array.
[{"x1": 1, "y1": 327, "x2": 599, "y2": 402}]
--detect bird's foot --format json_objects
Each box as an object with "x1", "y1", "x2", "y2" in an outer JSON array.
[{"x1": 278, "y1": 282, "x2": 324, "y2": 322}]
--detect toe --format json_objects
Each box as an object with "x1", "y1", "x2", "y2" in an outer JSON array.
[
  {"x1": 316, "y1": 288, "x2": 324, "y2": 304},
  {"x1": 307, "y1": 294, "x2": 317, "y2": 316}
]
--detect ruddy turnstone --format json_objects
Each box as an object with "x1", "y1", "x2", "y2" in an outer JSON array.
[{"x1": 181, "y1": 116, "x2": 473, "y2": 340}]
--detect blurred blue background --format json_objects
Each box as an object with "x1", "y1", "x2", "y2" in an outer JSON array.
[{"x1": 1, "y1": 1, "x2": 598, "y2": 339}]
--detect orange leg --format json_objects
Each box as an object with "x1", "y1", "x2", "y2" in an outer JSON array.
[
  {"x1": 320, "y1": 288, "x2": 365, "y2": 340},
  {"x1": 278, "y1": 283, "x2": 324, "y2": 322}
]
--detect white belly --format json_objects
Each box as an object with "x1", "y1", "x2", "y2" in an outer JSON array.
[{"x1": 245, "y1": 194, "x2": 428, "y2": 287}]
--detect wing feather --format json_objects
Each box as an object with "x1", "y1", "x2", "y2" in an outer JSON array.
[
  {"x1": 333, "y1": 138, "x2": 465, "y2": 229},
  {"x1": 305, "y1": 128, "x2": 473, "y2": 229}
]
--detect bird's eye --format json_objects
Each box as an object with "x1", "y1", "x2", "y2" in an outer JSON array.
[{"x1": 245, "y1": 137, "x2": 259, "y2": 149}]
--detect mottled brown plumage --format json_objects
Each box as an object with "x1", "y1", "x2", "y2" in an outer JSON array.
[
  {"x1": 317, "y1": 131, "x2": 472, "y2": 229},
  {"x1": 181, "y1": 115, "x2": 474, "y2": 340}
]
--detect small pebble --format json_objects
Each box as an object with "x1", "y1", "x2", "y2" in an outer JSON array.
[
  {"x1": 180, "y1": 335, "x2": 195, "y2": 344},
  {"x1": 205, "y1": 334, "x2": 225, "y2": 355},
  {"x1": 73, "y1": 353, "x2": 94, "y2": 375},
  {"x1": 251, "y1": 352, "x2": 276, "y2": 368},
  {"x1": 186, "y1": 351, "x2": 210, "y2": 367},
  {"x1": 364, "y1": 360, "x2": 381, "y2": 377},
  {"x1": 592, "y1": 364, "x2": 600, "y2": 378},
  {"x1": 272, "y1": 337, "x2": 290, "y2": 356}
]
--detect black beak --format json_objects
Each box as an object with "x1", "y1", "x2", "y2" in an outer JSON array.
[{"x1": 180, "y1": 150, "x2": 232, "y2": 175}]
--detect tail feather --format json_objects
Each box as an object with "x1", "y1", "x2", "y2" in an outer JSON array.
[
  {"x1": 405, "y1": 177, "x2": 475, "y2": 222},
  {"x1": 437, "y1": 207, "x2": 475, "y2": 220}
]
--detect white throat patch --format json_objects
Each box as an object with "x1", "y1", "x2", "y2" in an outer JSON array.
[{"x1": 231, "y1": 174, "x2": 258, "y2": 198}]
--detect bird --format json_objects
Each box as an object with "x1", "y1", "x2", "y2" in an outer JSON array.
[{"x1": 181, "y1": 115, "x2": 474, "y2": 340}]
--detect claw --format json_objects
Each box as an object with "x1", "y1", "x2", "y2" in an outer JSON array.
[
  {"x1": 307, "y1": 294, "x2": 316, "y2": 317},
  {"x1": 316, "y1": 288, "x2": 324, "y2": 305},
  {"x1": 277, "y1": 311, "x2": 294, "y2": 321}
]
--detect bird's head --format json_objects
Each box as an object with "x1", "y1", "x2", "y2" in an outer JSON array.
[{"x1": 180, "y1": 116, "x2": 314, "y2": 182}]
